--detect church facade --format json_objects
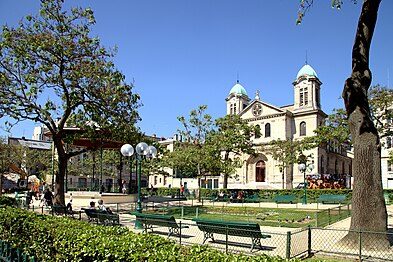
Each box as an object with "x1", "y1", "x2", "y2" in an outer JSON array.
[
  {"x1": 223, "y1": 64, "x2": 352, "y2": 189},
  {"x1": 151, "y1": 64, "x2": 353, "y2": 190}
]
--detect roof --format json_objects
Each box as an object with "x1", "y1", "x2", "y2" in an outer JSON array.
[
  {"x1": 296, "y1": 64, "x2": 318, "y2": 79},
  {"x1": 229, "y1": 81, "x2": 248, "y2": 96}
]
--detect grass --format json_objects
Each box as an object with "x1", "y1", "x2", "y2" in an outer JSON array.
[{"x1": 144, "y1": 205, "x2": 351, "y2": 228}]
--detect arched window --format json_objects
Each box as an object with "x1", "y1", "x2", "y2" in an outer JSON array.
[
  {"x1": 255, "y1": 125, "x2": 261, "y2": 138},
  {"x1": 299, "y1": 87, "x2": 308, "y2": 107},
  {"x1": 321, "y1": 156, "x2": 325, "y2": 174},
  {"x1": 300, "y1": 122, "x2": 306, "y2": 136},
  {"x1": 255, "y1": 160, "x2": 266, "y2": 182},
  {"x1": 265, "y1": 123, "x2": 271, "y2": 137},
  {"x1": 327, "y1": 157, "x2": 330, "y2": 174}
]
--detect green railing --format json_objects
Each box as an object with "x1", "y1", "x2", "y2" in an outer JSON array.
[{"x1": 0, "y1": 241, "x2": 37, "y2": 262}]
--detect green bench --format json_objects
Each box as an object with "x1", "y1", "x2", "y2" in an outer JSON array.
[
  {"x1": 273, "y1": 195, "x2": 297, "y2": 204},
  {"x1": 318, "y1": 194, "x2": 347, "y2": 204},
  {"x1": 82, "y1": 208, "x2": 119, "y2": 225},
  {"x1": 97, "y1": 213, "x2": 120, "y2": 226},
  {"x1": 51, "y1": 205, "x2": 81, "y2": 219},
  {"x1": 192, "y1": 218, "x2": 271, "y2": 252},
  {"x1": 131, "y1": 212, "x2": 189, "y2": 237}
]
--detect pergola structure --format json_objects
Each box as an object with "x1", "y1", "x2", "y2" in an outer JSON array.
[{"x1": 44, "y1": 127, "x2": 141, "y2": 193}]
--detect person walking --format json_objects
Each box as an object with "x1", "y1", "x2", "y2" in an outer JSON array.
[{"x1": 43, "y1": 188, "x2": 54, "y2": 207}]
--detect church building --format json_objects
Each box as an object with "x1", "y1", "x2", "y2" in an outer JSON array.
[
  {"x1": 223, "y1": 64, "x2": 352, "y2": 189},
  {"x1": 151, "y1": 64, "x2": 353, "y2": 190}
]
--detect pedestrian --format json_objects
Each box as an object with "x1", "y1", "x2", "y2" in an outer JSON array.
[
  {"x1": 66, "y1": 193, "x2": 73, "y2": 211},
  {"x1": 122, "y1": 181, "x2": 127, "y2": 194},
  {"x1": 43, "y1": 188, "x2": 54, "y2": 207},
  {"x1": 180, "y1": 185, "x2": 185, "y2": 196}
]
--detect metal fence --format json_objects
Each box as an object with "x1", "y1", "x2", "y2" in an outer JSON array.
[
  {"x1": 14, "y1": 199, "x2": 392, "y2": 261},
  {"x1": 130, "y1": 217, "x2": 393, "y2": 261}
]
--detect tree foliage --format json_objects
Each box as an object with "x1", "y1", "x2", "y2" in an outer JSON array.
[
  {"x1": 262, "y1": 139, "x2": 304, "y2": 189},
  {"x1": 0, "y1": 0, "x2": 141, "y2": 204},
  {"x1": 206, "y1": 114, "x2": 257, "y2": 188}
]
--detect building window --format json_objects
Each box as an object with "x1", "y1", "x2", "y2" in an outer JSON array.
[
  {"x1": 342, "y1": 161, "x2": 345, "y2": 174},
  {"x1": 300, "y1": 122, "x2": 306, "y2": 136},
  {"x1": 213, "y1": 179, "x2": 219, "y2": 188},
  {"x1": 321, "y1": 156, "x2": 324, "y2": 174},
  {"x1": 154, "y1": 176, "x2": 157, "y2": 185},
  {"x1": 78, "y1": 178, "x2": 87, "y2": 188},
  {"x1": 335, "y1": 159, "x2": 338, "y2": 174},
  {"x1": 255, "y1": 160, "x2": 266, "y2": 182},
  {"x1": 164, "y1": 176, "x2": 167, "y2": 185},
  {"x1": 265, "y1": 123, "x2": 271, "y2": 137},
  {"x1": 299, "y1": 87, "x2": 308, "y2": 106},
  {"x1": 388, "y1": 161, "x2": 393, "y2": 172},
  {"x1": 255, "y1": 125, "x2": 261, "y2": 138},
  {"x1": 387, "y1": 137, "x2": 392, "y2": 149},
  {"x1": 327, "y1": 157, "x2": 330, "y2": 174}
]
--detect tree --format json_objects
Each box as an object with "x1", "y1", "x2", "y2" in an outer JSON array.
[
  {"x1": 0, "y1": 137, "x2": 19, "y2": 196},
  {"x1": 299, "y1": 0, "x2": 388, "y2": 247},
  {"x1": 166, "y1": 105, "x2": 215, "y2": 199},
  {"x1": 206, "y1": 114, "x2": 256, "y2": 188},
  {"x1": 0, "y1": 0, "x2": 141, "y2": 205},
  {"x1": 369, "y1": 85, "x2": 393, "y2": 139},
  {"x1": 263, "y1": 139, "x2": 303, "y2": 189}
]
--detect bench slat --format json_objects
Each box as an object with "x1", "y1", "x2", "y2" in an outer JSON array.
[{"x1": 192, "y1": 218, "x2": 271, "y2": 251}]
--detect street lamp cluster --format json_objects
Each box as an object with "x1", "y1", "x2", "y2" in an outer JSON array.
[
  {"x1": 121, "y1": 142, "x2": 157, "y2": 228},
  {"x1": 298, "y1": 161, "x2": 314, "y2": 205}
]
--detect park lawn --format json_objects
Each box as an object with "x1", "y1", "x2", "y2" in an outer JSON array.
[{"x1": 145, "y1": 206, "x2": 339, "y2": 228}]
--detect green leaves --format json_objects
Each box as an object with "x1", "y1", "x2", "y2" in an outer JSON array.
[
  {"x1": 0, "y1": 0, "x2": 142, "y2": 204},
  {"x1": 0, "y1": 206, "x2": 301, "y2": 261}
]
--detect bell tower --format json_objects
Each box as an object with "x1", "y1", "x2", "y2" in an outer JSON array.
[
  {"x1": 225, "y1": 80, "x2": 250, "y2": 115},
  {"x1": 293, "y1": 64, "x2": 322, "y2": 111}
]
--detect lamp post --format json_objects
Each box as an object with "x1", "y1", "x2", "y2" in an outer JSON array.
[
  {"x1": 298, "y1": 161, "x2": 314, "y2": 205},
  {"x1": 121, "y1": 142, "x2": 157, "y2": 228}
]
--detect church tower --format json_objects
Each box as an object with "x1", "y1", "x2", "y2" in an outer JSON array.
[
  {"x1": 225, "y1": 80, "x2": 250, "y2": 115},
  {"x1": 292, "y1": 64, "x2": 322, "y2": 111}
]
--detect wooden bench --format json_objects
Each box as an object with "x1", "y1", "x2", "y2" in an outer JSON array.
[
  {"x1": 192, "y1": 218, "x2": 271, "y2": 252},
  {"x1": 318, "y1": 194, "x2": 347, "y2": 204},
  {"x1": 273, "y1": 195, "x2": 297, "y2": 204},
  {"x1": 131, "y1": 212, "x2": 189, "y2": 237}
]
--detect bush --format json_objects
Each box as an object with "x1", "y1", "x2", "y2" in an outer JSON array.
[
  {"x1": 0, "y1": 207, "x2": 300, "y2": 262},
  {"x1": 0, "y1": 196, "x2": 17, "y2": 207}
]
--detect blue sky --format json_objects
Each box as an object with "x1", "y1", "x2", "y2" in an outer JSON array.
[{"x1": 1, "y1": 0, "x2": 392, "y2": 139}]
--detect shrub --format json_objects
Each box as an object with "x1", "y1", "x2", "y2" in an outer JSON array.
[
  {"x1": 0, "y1": 207, "x2": 299, "y2": 262},
  {"x1": 0, "y1": 196, "x2": 17, "y2": 207}
]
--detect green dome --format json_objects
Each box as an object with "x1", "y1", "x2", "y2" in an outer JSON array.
[
  {"x1": 296, "y1": 64, "x2": 318, "y2": 79},
  {"x1": 229, "y1": 81, "x2": 248, "y2": 96}
]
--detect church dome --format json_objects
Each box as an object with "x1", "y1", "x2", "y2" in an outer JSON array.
[
  {"x1": 296, "y1": 64, "x2": 318, "y2": 79},
  {"x1": 229, "y1": 81, "x2": 248, "y2": 96}
]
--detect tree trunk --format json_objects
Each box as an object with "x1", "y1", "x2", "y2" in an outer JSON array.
[
  {"x1": 342, "y1": 0, "x2": 389, "y2": 248},
  {"x1": 53, "y1": 136, "x2": 66, "y2": 206},
  {"x1": 222, "y1": 152, "x2": 229, "y2": 189},
  {"x1": 286, "y1": 165, "x2": 293, "y2": 189},
  {"x1": 0, "y1": 173, "x2": 3, "y2": 196}
]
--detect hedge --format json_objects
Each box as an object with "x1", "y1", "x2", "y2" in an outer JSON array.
[
  {"x1": 151, "y1": 188, "x2": 393, "y2": 202},
  {"x1": 0, "y1": 207, "x2": 300, "y2": 262}
]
